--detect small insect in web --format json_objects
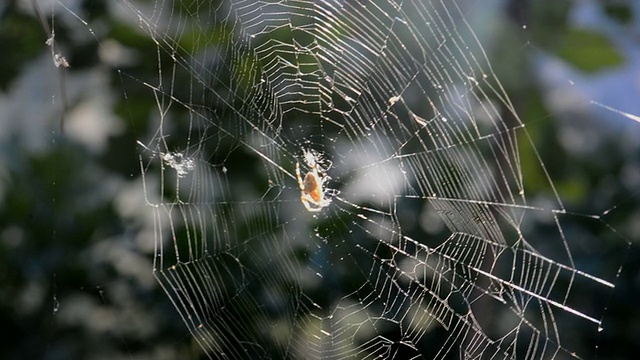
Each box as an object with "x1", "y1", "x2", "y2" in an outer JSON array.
[{"x1": 295, "y1": 149, "x2": 332, "y2": 212}]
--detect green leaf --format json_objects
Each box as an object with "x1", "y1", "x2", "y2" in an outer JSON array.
[{"x1": 556, "y1": 28, "x2": 624, "y2": 73}]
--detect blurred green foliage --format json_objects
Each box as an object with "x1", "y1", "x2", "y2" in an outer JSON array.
[
  {"x1": 556, "y1": 28, "x2": 624, "y2": 73},
  {"x1": 0, "y1": 5, "x2": 44, "y2": 90},
  {"x1": 0, "y1": 0, "x2": 638, "y2": 359}
]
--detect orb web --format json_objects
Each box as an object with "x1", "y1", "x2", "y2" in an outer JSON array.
[{"x1": 122, "y1": 0, "x2": 626, "y2": 358}]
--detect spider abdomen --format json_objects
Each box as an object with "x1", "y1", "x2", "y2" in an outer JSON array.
[{"x1": 304, "y1": 174, "x2": 321, "y2": 202}]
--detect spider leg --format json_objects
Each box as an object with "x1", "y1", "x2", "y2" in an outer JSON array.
[
  {"x1": 301, "y1": 194, "x2": 321, "y2": 212},
  {"x1": 296, "y1": 162, "x2": 304, "y2": 190}
]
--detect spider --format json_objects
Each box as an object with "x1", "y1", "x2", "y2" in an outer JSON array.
[{"x1": 296, "y1": 150, "x2": 331, "y2": 212}]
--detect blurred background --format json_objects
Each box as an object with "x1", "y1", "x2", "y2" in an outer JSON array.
[{"x1": 1, "y1": 0, "x2": 639, "y2": 359}]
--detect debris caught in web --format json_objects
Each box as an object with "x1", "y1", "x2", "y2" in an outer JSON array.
[{"x1": 161, "y1": 152, "x2": 196, "y2": 178}]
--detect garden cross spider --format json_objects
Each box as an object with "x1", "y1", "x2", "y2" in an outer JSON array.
[{"x1": 295, "y1": 150, "x2": 331, "y2": 212}]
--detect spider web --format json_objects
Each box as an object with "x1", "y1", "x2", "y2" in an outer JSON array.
[{"x1": 119, "y1": 0, "x2": 626, "y2": 358}]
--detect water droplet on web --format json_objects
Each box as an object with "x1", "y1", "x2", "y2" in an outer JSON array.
[{"x1": 53, "y1": 295, "x2": 60, "y2": 315}]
